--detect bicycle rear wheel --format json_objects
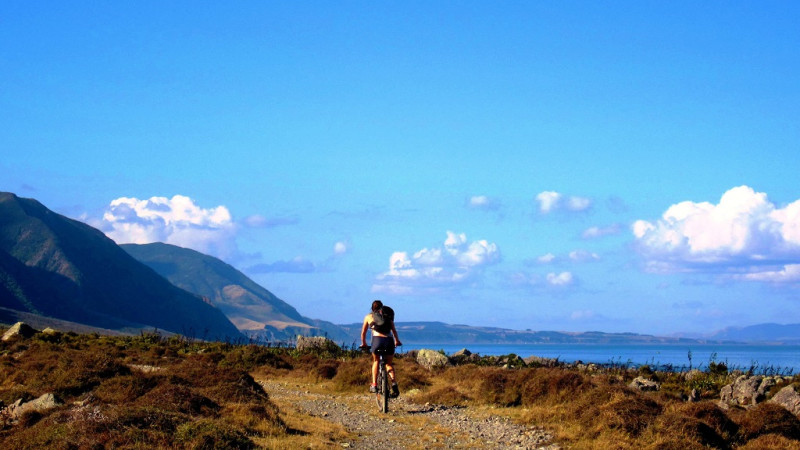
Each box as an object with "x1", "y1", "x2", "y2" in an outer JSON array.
[
  {"x1": 374, "y1": 363, "x2": 383, "y2": 410},
  {"x1": 380, "y1": 364, "x2": 389, "y2": 413}
]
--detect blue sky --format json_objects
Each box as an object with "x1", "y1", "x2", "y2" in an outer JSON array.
[{"x1": 2, "y1": 2, "x2": 799, "y2": 335}]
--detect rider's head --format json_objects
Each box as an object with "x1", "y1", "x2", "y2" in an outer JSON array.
[{"x1": 371, "y1": 300, "x2": 383, "y2": 312}]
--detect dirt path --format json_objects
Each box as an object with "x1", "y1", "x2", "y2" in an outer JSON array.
[{"x1": 259, "y1": 379, "x2": 559, "y2": 449}]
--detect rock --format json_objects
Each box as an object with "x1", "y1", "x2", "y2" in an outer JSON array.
[
  {"x1": 1, "y1": 393, "x2": 62, "y2": 424},
  {"x1": 416, "y1": 349, "x2": 450, "y2": 370},
  {"x1": 629, "y1": 376, "x2": 660, "y2": 392},
  {"x1": 129, "y1": 364, "x2": 164, "y2": 373},
  {"x1": 720, "y1": 375, "x2": 771, "y2": 408},
  {"x1": 1, "y1": 322, "x2": 38, "y2": 341},
  {"x1": 759, "y1": 377, "x2": 777, "y2": 397},
  {"x1": 42, "y1": 327, "x2": 58, "y2": 335},
  {"x1": 295, "y1": 336, "x2": 340, "y2": 353},
  {"x1": 577, "y1": 363, "x2": 600, "y2": 372},
  {"x1": 524, "y1": 355, "x2": 559, "y2": 367},
  {"x1": 770, "y1": 385, "x2": 800, "y2": 416},
  {"x1": 448, "y1": 348, "x2": 475, "y2": 365}
]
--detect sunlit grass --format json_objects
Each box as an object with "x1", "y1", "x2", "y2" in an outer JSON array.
[{"x1": 2, "y1": 329, "x2": 800, "y2": 448}]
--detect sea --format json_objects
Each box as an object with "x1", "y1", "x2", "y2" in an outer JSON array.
[{"x1": 401, "y1": 343, "x2": 800, "y2": 374}]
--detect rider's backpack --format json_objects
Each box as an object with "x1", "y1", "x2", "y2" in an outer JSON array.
[{"x1": 371, "y1": 306, "x2": 395, "y2": 334}]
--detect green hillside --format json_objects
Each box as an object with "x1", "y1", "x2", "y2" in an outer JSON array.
[
  {"x1": 0, "y1": 192, "x2": 242, "y2": 340},
  {"x1": 122, "y1": 242, "x2": 350, "y2": 342}
]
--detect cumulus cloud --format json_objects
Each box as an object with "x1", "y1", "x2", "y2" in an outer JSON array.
[
  {"x1": 582, "y1": 224, "x2": 623, "y2": 239},
  {"x1": 372, "y1": 231, "x2": 500, "y2": 294},
  {"x1": 243, "y1": 214, "x2": 299, "y2": 228},
  {"x1": 102, "y1": 195, "x2": 236, "y2": 258},
  {"x1": 536, "y1": 191, "x2": 592, "y2": 214},
  {"x1": 569, "y1": 250, "x2": 600, "y2": 262},
  {"x1": 531, "y1": 250, "x2": 599, "y2": 265},
  {"x1": 467, "y1": 195, "x2": 501, "y2": 211},
  {"x1": 547, "y1": 271, "x2": 575, "y2": 286},
  {"x1": 737, "y1": 264, "x2": 800, "y2": 283},
  {"x1": 633, "y1": 186, "x2": 800, "y2": 282},
  {"x1": 537, "y1": 253, "x2": 557, "y2": 264},
  {"x1": 334, "y1": 241, "x2": 349, "y2": 255},
  {"x1": 510, "y1": 270, "x2": 578, "y2": 289}
]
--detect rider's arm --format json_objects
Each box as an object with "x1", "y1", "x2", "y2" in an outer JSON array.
[
  {"x1": 360, "y1": 317, "x2": 369, "y2": 347},
  {"x1": 391, "y1": 321, "x2": 402, "y2": 346}
]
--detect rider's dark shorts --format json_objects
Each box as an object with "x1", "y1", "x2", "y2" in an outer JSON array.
[{"x1": 371, "y1": 335, "x2": 395, "y2": 355}]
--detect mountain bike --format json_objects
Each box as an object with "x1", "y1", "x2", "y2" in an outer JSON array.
[{"x1": 360, "y1": 345, "x2": 391, "y2": 413}]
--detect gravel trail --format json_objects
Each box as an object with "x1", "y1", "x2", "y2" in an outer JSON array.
[{"x1": 260, "y1": 380, "x2": 559, "y2": 449}]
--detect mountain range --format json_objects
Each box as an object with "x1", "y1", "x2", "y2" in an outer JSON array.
[
  {"x1": 122, "y1": 242, "x2": 350, "y2": 342},
  {"x1": 0, "y1": 192, "x2": 241, "y2": 339},
  {"x1": 2, "y1": 191, "x2": 800, "y2": 345}
]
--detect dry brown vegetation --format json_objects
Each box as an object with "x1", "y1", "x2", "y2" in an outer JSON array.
[
  {"x1": 401, "y1": 362, "x2": 800, "y2": 449},
  {"x1": 2, "y1": 328, "x2": 800, "y2": 449}
]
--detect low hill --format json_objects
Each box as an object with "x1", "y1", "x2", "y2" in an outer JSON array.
[
  {"x1": 0, "y1": 192, "x2": 242, "y2": 339},
  {"x1": 122, "y1": 242, "x2": 350, "y2": 342},
  {"x1": 339, "y1": 321, "x2": 727, "y2": 345},
  {"x1": 710, "y1": 323, "x2": 800, "y2": 344}
]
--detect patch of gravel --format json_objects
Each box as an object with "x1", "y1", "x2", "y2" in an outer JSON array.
[{"x1": 260, "y1": 380, "x2": 559, "y2": 449}]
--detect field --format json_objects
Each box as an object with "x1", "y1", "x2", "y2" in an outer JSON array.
[{"x1": 2, "y1": 328, "x2": 800, "y2": 449}]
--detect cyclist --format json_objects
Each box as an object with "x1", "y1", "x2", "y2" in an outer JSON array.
[{"x1": 360, "y1": 300, "x2": 402, "y2": 397}]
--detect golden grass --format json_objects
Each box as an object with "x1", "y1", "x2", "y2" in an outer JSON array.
[{"x1": 3, "y1": 332, "x2": 800, "y2": 449}]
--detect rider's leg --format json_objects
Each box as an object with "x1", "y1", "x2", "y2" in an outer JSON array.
[
  {"x1": 385, "y1": 355, "x2": 396, "y2": 382},
  {"x1": 385, "y1": 354, "x2": 400, "y2": 397},
  {"x1": 371, "y1": 353, "x2": 379, "y2": 385}
]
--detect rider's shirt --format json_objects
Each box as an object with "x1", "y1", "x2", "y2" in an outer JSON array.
[{"x1": 363, "y1": 313, "x2": 392, "y2": 338}]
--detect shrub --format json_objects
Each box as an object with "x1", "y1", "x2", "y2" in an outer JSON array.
[
  {"x1": 332, "y1": 358, "x2": 371, "y2": 391},
  {"x1": 174, "y1": 419, "x2": 254, "y2": 449},
  {"x1": 94, "y1": 374, "x2": 159, "y2": 404},
  {"x1": 477, "y1": 369, "x2": 521, "y2": 406},
  {"x1": 113, "y1": 405, "x2": 187, "y2": 435},
  {"x1": 648, "y1": 413, "x2": 726, "y2": 448},
  {"x1": 677, "y1": 401, "x2": 739, "y2": 442},
  {"x1": 738, "y1": 402, "x2": 800, "y2": 442},
  {"x1": 596, "y1": 391, "x2": 662, "y2": 436},
  {"x1": 136, "y1": 384, "x2": 219, "y2": 416},
  {"x1": 315, "y1": 362, "x2": 339, "y2": 380},
  {"x1": 738, "y1": 433, "x2": 800, "y2": 450},
  {"x1": 414, "y1": 386, "x2": 471, "y2": 406}
]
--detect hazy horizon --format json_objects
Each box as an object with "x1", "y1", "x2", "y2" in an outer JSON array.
[{"x1": 3, "y1": 2, "x2": 799, "y2": 335}]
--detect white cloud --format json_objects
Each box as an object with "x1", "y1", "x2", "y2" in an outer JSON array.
[
  {"x1": 567, "y1": 196, "x2": 591, "y2": 211},
  {"x1": 536, "y1": 191, "x2": 562, "y2": 213},
  {"x1": 467, "y1": 195, "x2": 501, "y2": 211},
  {"x1": 537, "y1": 253, "x2": 556, "y2": 264},
  {"x1": 547, "y1": 271, "x2": 574, "y2": 286},
  {"x1": 334, "y1": 241, "x2": 349, "y2": 255},
  {"x1": 509, "y1": 270, "x2": 578, "y2": 290},
  {"x1": 582, "y1": 224, "x2": 623, "y2": 239},
  {"x1": 372, "y1": 231, "x2": 500, "y2": 294},
  {"x1": 633, "y1": 186, "x2": 800, "y2": 282},
  {"x1": 533, "y1": 250, "x2": 598, "y2": 264},
  {"x1": 102, "y1": 195, "x2": 236, "y2": 258},
  {"x1": 569, "y1": 250, "x2": 600, "y2": 262},
  {"x1": 536, "y1": 191, "x2": 592, "y2": 214},
  {"x1": 737, "y1": 264, "x2": 800, "y2": 283},
  {"x1": 243, "y1": 214, "x2": 298, "y2": 228}
]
